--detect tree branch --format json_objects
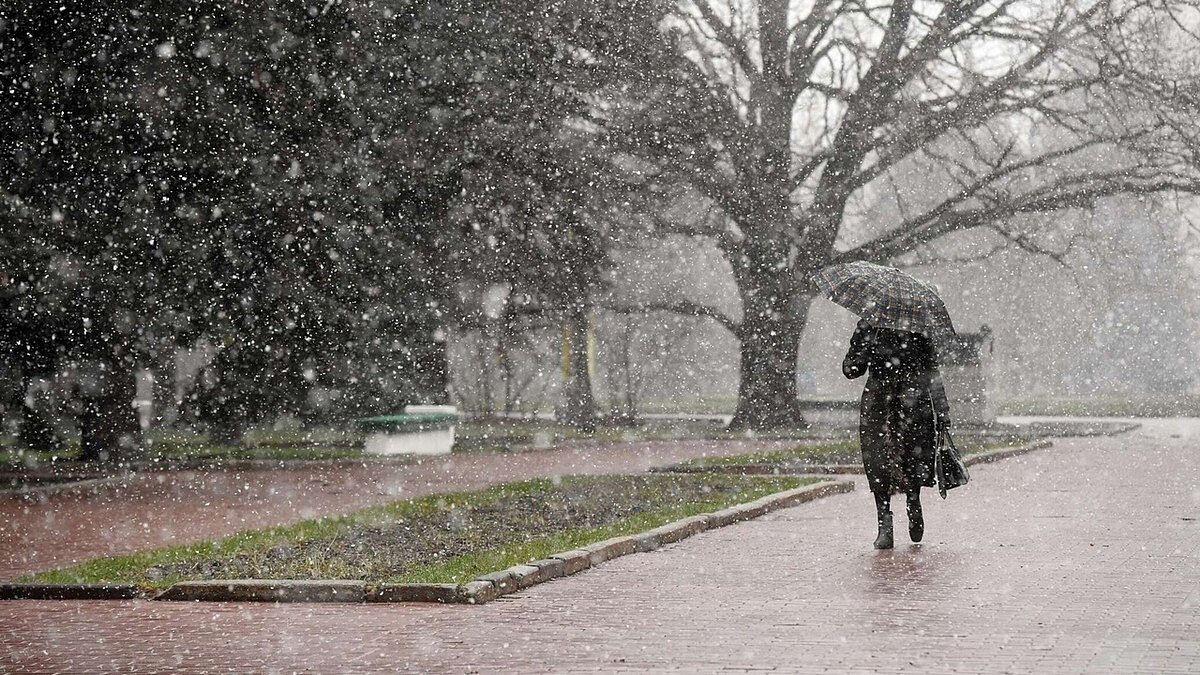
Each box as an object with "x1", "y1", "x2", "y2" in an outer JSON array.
[
  {"x1": 807, "y1": 0, "x2": 915, "y2": 232},
  {"x1": 600, "y1": 298, "x2": 740, "y2": 335},
  {"x1": 688, "y1": 1, "x2": 761, "y2": 89},
  {"x1": 837, "y1": 172, "x2": 1200, "y2": 265}
]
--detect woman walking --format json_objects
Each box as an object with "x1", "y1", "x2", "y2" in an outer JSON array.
[
  {"x1": 842, "y1": 319, "x2": 950, "y2": 549},
  {"x1": 809, "y1": 260, "x2": 960, "y2": 550}
]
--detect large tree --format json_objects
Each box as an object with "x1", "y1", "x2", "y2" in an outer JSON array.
[
  {"x1": 421, "y1": 0, "x2": 666, "y2": 428},
  {"x1": 1, "y1": 0, "x2": 205, "y2": 460},
  {"x1": 0, "y1": 0, "x2": 452, "y2": 452},
  {"x1": 605, "y1": 0, "x2": 1200, "y2": 429},
  {"x1": 2, "y1": 0, "x2": 670, "y2": 453}
]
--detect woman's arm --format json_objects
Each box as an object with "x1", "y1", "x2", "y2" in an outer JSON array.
[
  {"x1": 927, "y1": 343, "x2": 951, "y2": 427},
  {"x1": 842, "y1": 320, "x2": 872, "y2": 379}
]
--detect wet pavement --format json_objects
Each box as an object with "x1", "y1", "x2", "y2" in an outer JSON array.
[{"x1": 2, "y1": 418, "x2": 1199, "y2": 673}]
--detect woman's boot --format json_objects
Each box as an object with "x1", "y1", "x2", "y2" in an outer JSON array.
[
  {"x1": 873, "y1": 492, "x2": 894, "y2": 550},
  {"x1": 907, "y1": 491, "x2": 924, "y2": 543}
]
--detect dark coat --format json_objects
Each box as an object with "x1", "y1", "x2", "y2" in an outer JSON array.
[{"x1": 843, "y1": 320, "x2": 951, "y2": 496}]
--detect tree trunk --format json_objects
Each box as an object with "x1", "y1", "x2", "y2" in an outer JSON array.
[
  {"x1": 728, "y1": 257, "x2": 809, "y2": 431},
  {"x1": 78, "y1": 355, "x2": 143, "y2": 463},
  {"x1": 414, "y1": 332, "x2": 450, "y2": 405},
  {"x1": 558, "y1": 305, "x2": 596, "y2": 431},
  {"x1": 207, "y1": 408, "x2": 247, "y2": 446},
  {"x1": 475, "y1": 333, "x2": 494, "y2": 414},
  {"x1": 723, "y1": 0, "x2": 809, "y2": 431},
  {"x1": 620, "y1": 315, "x2": 638, "y2": 420},
  {"x1": 195, "y1": 353, "x2": 248, "y2": 447},
  {"x1": 19, "y1": 373, "x2": 59, "y2": 452}
]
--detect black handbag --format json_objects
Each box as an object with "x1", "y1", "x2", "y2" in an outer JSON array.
[{"x1": 935, "y1": 428, "x2": 970, "y2": 499}]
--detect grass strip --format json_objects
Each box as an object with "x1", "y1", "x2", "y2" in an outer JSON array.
[
  {"x1": 686, "y1": 440, "x2": 859, "y2": 467},
  {"x1": 450, "y1": 419, "x2": 831, "y2": 453},
  {"x1": 148, "y1": 444, "x2": 366, "y2": 462},
  {"x1": 681, "y1": 437, "x2": 1028, "y2": 468},
  {"x1": 1, "y1": 443, "x2": 367, "y2": 471},
  {"x1": 23, "y1": 474, "x2": 819, "y2": 590}
]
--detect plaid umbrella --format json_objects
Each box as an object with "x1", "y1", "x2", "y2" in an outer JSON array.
[{"x1": 809, "y1": 261, "x2": 956, "y2": 341}]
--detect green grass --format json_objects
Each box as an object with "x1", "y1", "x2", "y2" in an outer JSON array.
[
  {"x1": 22, "y1": 474, "x2": 818, "y2": 589},
  {"x1": 1, "y1": 444, "x2": 366, "y2": 470},
  {"x1": 685, "y1": 440, "x2": 860, "y2": 467},
  {"x1": 396, "y1": 480, "x2": 812, "y2": 584},
  {"x1": 451, "y1": 417, "x2": 825, "y2": 453},
  {"x1": 147, "y1": 443, "x2": 365, "y2": 462},
  {"x1": 23, "y1": 480, "x2": 539, "y2": 587},
  {"x1": 680, "y1": 437, "x2": 1027, "y2": 468},
  {"x1": 960, "y1": 438, "x2": 1029, "y2": 455},
  {"x1": 239, "y1": 427, "x2": 364, "y2": 447},
  {"x1": 995, "y1": 395, "x2": 1200, "y2": 417},
  {"x1": 0, "y1": 447, "x2": 64, "y2": 467},
  {"x1": 1, "y1": 428, "x2": 369, "y2": 469}
]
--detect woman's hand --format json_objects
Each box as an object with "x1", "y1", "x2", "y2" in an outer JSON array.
[{"x1": 842, "y1": 321, "x2": 872, "y2": 379}]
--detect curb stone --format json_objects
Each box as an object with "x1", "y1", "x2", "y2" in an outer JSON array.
[
  {"x1": 963, "y1": 439, "x2": 1053, "y2": 467},
  {"x1": 0, "y1": 583, "x2": 143, "y2": 600},
  {"x1": 528, "y1": 557, "x2": 566, "y2": 581},
  {"x1": 366, "y1": 583, "x2": 459, "y2": 603},
  {"x1": 5, "y1": 479, "x2": 853, "y2": 606},
  {"x1": 706, "y1": 505, "x2": 750, "y2": 528},
  {"x1": 504, "y1": 564, "x2": 543, "y2": 589},
  {"x1": 647, "y1": 514, "x2": 710, "y2": 545},
  {"x1": 550, "y1": 549, "x2": 592, "y2": 576},
  {"x1": 634, "y1": 531, "x2": 663, "y2": 552},
  {"x1": 583, "y1": 535, "x2": 639, "y2": 566},
  {"x1": 474, "y1": 570, "x2": 518, "y2": 596},
  {"x1": 460, "y1": 580, "x2": 498, "y2": 604},
  {"x1": 155, "y1": 579, "x2": 365, "y2": 603}
]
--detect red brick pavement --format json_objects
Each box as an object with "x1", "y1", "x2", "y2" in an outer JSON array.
[{"x1": 2, "y1": 418, "x2": 1199, "y2": 673}]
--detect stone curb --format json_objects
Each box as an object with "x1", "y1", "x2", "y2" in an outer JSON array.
[
  {"x1": 962, "y1": 439, "x2": 1053, "y2": 467},
  {"x1": 154, "y1": 579, "x2": 366, "y2": 603},
  {"x1": 550, "y1": 549, "x2": 592, "y2": 576},
  {"x1": 366, "y1": 583, "x2": 460, "y2": 603},
  {"x1": 654, "y1": 440, "x2": 1054, "y2": 476},
  {"x1": 0, "y1": 583, "x2": 144, "y2": 600},
  {"x1": 583, "y1": 535, "x2": 639, "y2": 567},
  {"x1": 3, "y1": 479, "x2": 853, "y2": 606}
]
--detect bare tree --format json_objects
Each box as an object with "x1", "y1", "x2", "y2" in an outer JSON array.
[
  {"x1": 596, "y1": 308, "x2": 705, "y2": 419},
  {"x1": 605, "y1": 0, "x2": 1200, "y2": 429}
]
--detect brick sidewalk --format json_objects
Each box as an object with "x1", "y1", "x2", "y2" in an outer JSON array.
[{"x1": 3, "y1": 419, "x2": 1198, "y2": 673}]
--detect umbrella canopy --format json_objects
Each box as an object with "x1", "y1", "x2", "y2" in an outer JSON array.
[{"x1": 810, "y1": 261, "x2": 956, "y2": 341}]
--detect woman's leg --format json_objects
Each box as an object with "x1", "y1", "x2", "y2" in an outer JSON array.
[
  {"x1": 873, "y1": 491, "x2": 894, "y2": 550},
  {"x1": 907, "y1": 488, "x2": 924, "y2": 542}
]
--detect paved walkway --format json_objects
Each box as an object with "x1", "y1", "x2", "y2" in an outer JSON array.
[{"x1": 2, "y1": 418, "x2": 1199, "y2": 673}]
